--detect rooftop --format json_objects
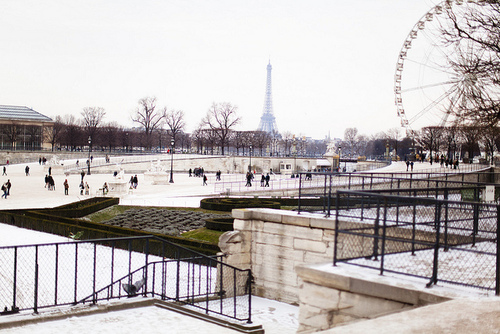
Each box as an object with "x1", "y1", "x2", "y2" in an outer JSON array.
[{"x1": 0, "y1": 105, "x2": 53, "y2": 123}]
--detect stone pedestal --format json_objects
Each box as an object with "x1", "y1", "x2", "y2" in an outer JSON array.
[
  {"x1": 108, "y1": 180, "x2": 129, "y2": 194},
  {"x1": 144, "y1": 172, "x2": 170, "y2": 185}
]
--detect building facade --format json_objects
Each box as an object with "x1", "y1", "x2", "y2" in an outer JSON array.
[{"x1": 0, "y1": 105, "x2": 53, "y2": 150}]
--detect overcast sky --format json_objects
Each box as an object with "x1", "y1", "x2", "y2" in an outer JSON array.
[{"x1": 0, "y1": 0, "x2": 440, "y2": 139}]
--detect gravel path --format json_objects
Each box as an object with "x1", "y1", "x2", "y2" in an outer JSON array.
[{"x1": 98, "y1": 208, "x2": 231, "y2": 236}]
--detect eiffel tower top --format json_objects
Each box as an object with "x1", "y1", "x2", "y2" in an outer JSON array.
[{"x1": 258, "y1": 61, "x2": 279, "y2": 134}]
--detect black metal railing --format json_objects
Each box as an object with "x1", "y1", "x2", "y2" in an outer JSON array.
[
  {"x1": 333, "y1": 190, "x2": 500, "y2": 294},
  {"x1": 0, "y1": 236, "x2": 253, "y2": 323},
  {"x1": 297, "y1": 168, "x2": 496, "y2": 215}
]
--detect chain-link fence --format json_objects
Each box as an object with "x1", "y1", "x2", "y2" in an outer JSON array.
[
  {"x1": 0, "y1": 236, "x2": 253, "y2": 323},
  {"x1": 333, "y1": 190, "x2": 500, "y2": 293},
  {"x1": 298, "y1": 170, "x2": 499, "y2": 215}
]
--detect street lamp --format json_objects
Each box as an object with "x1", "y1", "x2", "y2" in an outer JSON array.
[
  {"x1": 248, "y1": 145, "x2": 252, "y2": 173},
  {"x1": 87, "y1": 136, "x2": 91, "y2": 175},
  {"x1": 169, "y1": 138, "x2": 175, "y2": 183},
  {"x1": 293, "y1": 138, "x2": 297, "y2": 174}
]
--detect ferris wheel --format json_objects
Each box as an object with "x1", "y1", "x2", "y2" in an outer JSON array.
[{"x1": 394, "y1": 0, "x2": 492, "y2": 134}]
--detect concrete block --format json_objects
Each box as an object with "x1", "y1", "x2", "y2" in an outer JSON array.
[
  {"x1": 339, "y1": 290, "x2": 408, "y2": 319},
  {"x1": 298, "y1": 282, "x2": 342, "y2": 310},
  {"x1": 298, "y1": 303, "x2": 332, "y2": 331},
  {"x1": 295, "y1": 264, "x2": 351, "y2": 291},
  {"x1": 254, "y1": 231, "x2": 294, "y2": 248},
  {"x1": 232, "y1": 209, "x2": 253, "y2": 220},
  {"x1": 323, "y1": 229, "x2": 336, "y2": 241},
  {"x1": 349, "y1": 277, "x2": 420, "y2": 305},
  {"x1": 282, "y1": 214, "x2": 310, "y2": 227},
  {"x1": 303, "y1": 251, "x2": 331, "y2": 265},
  {"x1": 310, "y1": 217, "x2": 336, "y2": 230},
  {"x1": 254, "y1": 266, "x2": 298, "y2": 286},
  {"x1": 294, "y1": 238, "x2": 327, "y2": 253},
  {"x1": 233, "y1": 219, "x2": 252, "y2": 231},
  {"x1": 254, "y1": 243, "x2": 304, "y2": 262},
  {"x1": 252, "y1": 209, "x2": 284, "y2": 223},
  {"x1": 226, "y1": 253, "x2": 251, "y2": 267}
]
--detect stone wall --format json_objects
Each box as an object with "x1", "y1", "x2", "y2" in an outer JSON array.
[
  {"x1": 295, "y1": 263, "x2": 451, "y2": 333},
  {"x1": 220, "y1": 208, "x2": 338, "y2": 304},
  {"x1": 220, "y1": 208, "x2": 459, "y2": 333}
]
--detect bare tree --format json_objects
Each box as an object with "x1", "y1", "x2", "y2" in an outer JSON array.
[
  {"x1": 252, "y1": 131, "x2": 271, "y2": 156},
  {"x1": 81, "y1": 107, "x2": 106, "y2": 151},
  {"x1": 281, "y1": 131, "x2": 294, "y2": 156},
  {"x1": 132, "y1": 97, "x2": 165, "y2": 151},
  {"x1": 61, "y1": 114, "x2": 82, "y2": 151},
  {"x1": 480, "y1": 125, "x2": 499, "y2": 163},
  {"x1": 202, "y1": 102, "x2": 241, "y2": 155},
  {"x1": 46, "y1": 115, "x2": 65, "y2": 151},
  {"x1": 440, "y1": 3, "x2": 500, "y2": 126},
  {"x1": 164, "y1": 109, "x2": 186, "y2": 146},
  {"x1": 1, "y1": 122, "x2": 21, "y2": 150},
  {"x1": 419, "y1": 126, "x2": 443, "y2": 159},
  {"x1": 343, "y1": 127, "x2": 359, "y2": 157},
  {"x1": 458, "y1": 125, "x2": 481, "y2": 162},
  {"x1": 384, "y1": 128, "x2": 401, "y2": 159},
  {"x1": 100, "y1": 122, "x2": 121, "y2": 152}
]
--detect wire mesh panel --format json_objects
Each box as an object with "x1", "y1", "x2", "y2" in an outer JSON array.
[
  {"x1": 334, "y1": 190, "x2": 500, "y2": 293},
  {"x1": 0, "y1": 236, "x2": 253, "y2": 322}
]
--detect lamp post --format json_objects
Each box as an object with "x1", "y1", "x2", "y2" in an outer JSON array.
[
  {"x1": 338, "y1": 145, "x2": 341, "y2": 172},
  {"x1": 293, "y1": 138, "x2": 297, "y2": 174},
  {"x1": 169, "y1": 138, "x2": 175, "y2": 183},
  {"x1": 87, "y1": 136, "x2": 91, "y2": 175},
  {"x1": 248, "y1": 145, "x2": 252, "y2": 173}
]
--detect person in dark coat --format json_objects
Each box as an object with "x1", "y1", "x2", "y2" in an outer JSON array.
[
  {"x1": 6, "y1": 179, "x2": 11, "y2": 196},
  {"x1": 63, "y1": 179, "x2": 69, "y2": 195}
]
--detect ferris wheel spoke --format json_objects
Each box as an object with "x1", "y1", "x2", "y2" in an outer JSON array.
[
  {"x1": 394, "y1": 0, "x2": 491, "y2": 132},
  {"x1": 408, "y1": 84, "x2": 459, "y2": 124},
  {"x1": 404, "y1": 58, "x2": 457, "y2": 77},
  {"x1": 401, "y1": 80, "x2": 458, "y2": 93}
]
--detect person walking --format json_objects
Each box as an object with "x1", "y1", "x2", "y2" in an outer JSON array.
[
  {"x1": 203, "y1": 174, "x2": 207, "y2": 186},
  {"x1": 132, "y1": 175, "x2": 138, "y2": 189},
  {"x1": 1, "y1": 182, "x2": 7, "y2": 199},
  {"x1": 25, "y1": 166, "x2": 30, "y2": 176},
  {"x1": 2, "y1": 166, "x2": 6, "y2": 176},
  {"x1": 63, "y1": 179, "x2": 69, "y2": 195},
  {"x1": 81, "y1": 170, "x2": 85, "y2": 181},
  {"x1": 79, "y1": 181, "x2": 84, "y2": 195},
  {"x1": 265, "y1": 173, "x2": 270, "y2": 187},
  {"x1": 6, "y1": 179, "x2": 11, "y2": 196}
]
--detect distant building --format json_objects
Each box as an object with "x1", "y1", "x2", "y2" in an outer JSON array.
[
  {"x1": 0, "y1": 105, "x2": 53, "y2": 150},
  {"x1": 258, "y1": 61, "x2": 279, "y2": 135}
]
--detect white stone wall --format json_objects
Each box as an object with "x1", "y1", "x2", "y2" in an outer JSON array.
[{"x1": 219, "y1": 208, "x2": 337, "y2": 304}]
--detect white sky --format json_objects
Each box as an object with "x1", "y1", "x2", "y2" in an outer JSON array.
[{"x1": 0, "y1": 0, "x2": 440, "y2": 139}]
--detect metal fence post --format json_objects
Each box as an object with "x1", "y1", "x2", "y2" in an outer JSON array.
[
  {"x1": 298, "y1": 174, "x2": 302, "y2": 214},
  {"x1": 13, "y1": 247, "x2": 18, "y2": 311},
  {"x1": 496, "y1": 205, "x2": 500, "y2": 296},
  {"x1": 34, "y1": 246, "x2": 39, "y2": 313},
  {"x1": 333, "y1": 192, "x2": 340, "y2": 266},
  {"x1": 372, "y1": 198, "x2": 381, "y2": 260},
  {"x1": 380, "y1": 199, "x2": 388, "y2": 275},
  {"x1": 427, "y1": 202, "x2": 441, "y2": 288}
]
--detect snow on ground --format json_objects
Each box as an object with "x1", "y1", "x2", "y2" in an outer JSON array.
[
  {"x1": 0, "y1": 156, "x2": 303, "y2": 333},
  {"x1": 0, "y1": 157, "x2": 487, "y2": 333}
]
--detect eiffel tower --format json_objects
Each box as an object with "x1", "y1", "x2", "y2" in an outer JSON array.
[{"x1": 258, "y1": 61, "x2": 279, "y2": 134}]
